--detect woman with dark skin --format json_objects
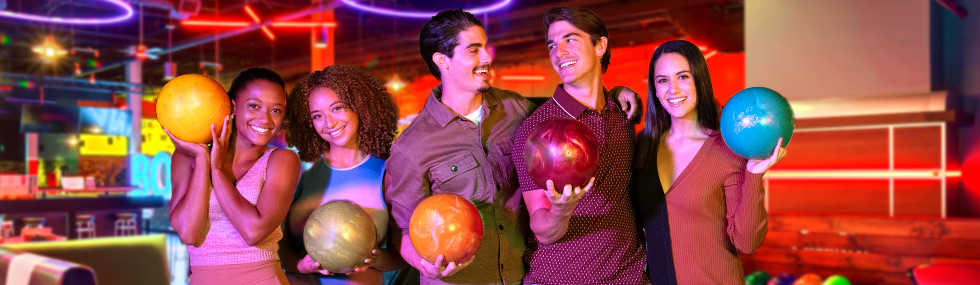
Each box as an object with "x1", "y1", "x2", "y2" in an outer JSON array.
[
  {"x1": 279, "y1": 65, "x2": 407, "y2": 285},
  {"x1": 168, "y1": 68, "x2": 300, "y2": 285}
]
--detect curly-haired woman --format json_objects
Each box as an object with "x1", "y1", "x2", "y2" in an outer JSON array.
[{"x1": 278, "y1": 65, "x2": 407, "y2": 284}]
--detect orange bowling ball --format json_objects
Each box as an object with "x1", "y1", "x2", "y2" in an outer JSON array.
[
  {"x1": 409, "y1": 193, "x2": 483, "y2": 264},
  {"x1": 793, "y1": 273, "x2": 823, "y2": 285},
  {"x1": 156, "y1": 74, "x2": 231, "y2": 144}
]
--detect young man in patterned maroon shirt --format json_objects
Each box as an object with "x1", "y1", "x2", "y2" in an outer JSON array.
[{"x1": 512, "y1": 6, "x2": 648, "y2": 284}]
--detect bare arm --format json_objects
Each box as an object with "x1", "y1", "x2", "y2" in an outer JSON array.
[
  {"x1": 523, "y1": 179, "x2": 594, "y2": 245},
  {"x1": 166, "y1": 130, "x2": 211, "y2": 246}
]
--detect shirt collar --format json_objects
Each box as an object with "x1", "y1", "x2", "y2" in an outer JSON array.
[
  {"x1": 552, "y1": 84, "x2": 618, "y2": 118},
  {"x1": 425, "y1": 84, "x2": 500, "y2": 127}
]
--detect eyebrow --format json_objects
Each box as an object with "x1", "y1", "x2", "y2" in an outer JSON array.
[
  {"x1": 464, "y1": 43, "x2": 482, "y2": 50},
  {"x1": 547, "y1": 32, "x2": 584, "y2": 46},
  {"x1": 654, "y1": 71, "x2": 691, "y2": 78}
]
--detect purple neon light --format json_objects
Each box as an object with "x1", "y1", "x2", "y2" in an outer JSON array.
[
  {"x1": 340, "y1": 0, "x2": 512, "y2": 19},
  {"x1": 0, "y1": 0, "x2": 133, "y2": 25}
]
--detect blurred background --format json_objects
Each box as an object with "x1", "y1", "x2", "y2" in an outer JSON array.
[{"x1": 1, "y1": 0, "x2": 979, "y2": 284}]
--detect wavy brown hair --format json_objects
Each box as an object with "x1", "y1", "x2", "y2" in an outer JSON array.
[{"x1": 285, "y1": 65, "x2": 399, "y2": 162}]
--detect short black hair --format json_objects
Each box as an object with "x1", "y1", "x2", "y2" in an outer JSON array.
[
  {"x1": 419, "y1": 8, "x2": 484, "y2": 79},
  {"x1": 544, "y1": 6, "x2": 611, "y2": 73}
]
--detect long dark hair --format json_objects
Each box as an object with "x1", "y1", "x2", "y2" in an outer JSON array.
[{"x1": 635, "y1": 40, "x2": 719, "y2": 168}]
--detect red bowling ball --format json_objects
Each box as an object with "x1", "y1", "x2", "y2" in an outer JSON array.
[{"x1": 523, "y1": 118, "x2": 600, "y2": 190}]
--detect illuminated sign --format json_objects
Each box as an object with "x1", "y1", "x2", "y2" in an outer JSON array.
[
  {"x1": 141, "y1": 119, "x2": 174, "y2": 156},
  {"x1": 130, "y1": 152, "x2": 171, "y2": 198},
  {"x1": 78, "y1": 134, "x2": 128, "y2": 156},
  {"x1": 79, "y1": 107, "x2": 132, "y2": 136}
]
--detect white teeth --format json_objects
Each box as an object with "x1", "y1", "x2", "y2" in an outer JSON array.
[
  {"x1": 667, "y1": 97, "x2": 687, "y2": 104},
  {"x1": 250, "y1": 125, "x2": 271, "y2": 133},
  {"x1": 329, "y1": 126, "x2": 344, "y2": 136},
  {"x1": 475, "y1": 69, "x2": 488, "y2": 75},
  {"x1": 560, "y1": 60, "x2": 577, "y2": 69}
]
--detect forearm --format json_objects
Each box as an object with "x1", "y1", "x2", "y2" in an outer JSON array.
[
  {"x1": 399, "y1": 234, "x2": 428, "y2": 270},
  {"x1": 529, "y1": 208, "x2": 572, "y2": 245},
  {"x1": 169, "y1": 156, "x2": 211, "y2": 245},
  {"x1": 727, "y1": 172, "x2": 768, "y2": 253}
]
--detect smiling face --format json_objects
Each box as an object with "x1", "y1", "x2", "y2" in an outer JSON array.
[
  {"x1": 438, "y1": 25, "x2": 492, "y2": 94},
  {"x1": 546, "y1": 20, "x2": 606, "y2": 85},
  {"x1": 653, "y1": 52, "x2": 698, "y2": 121},
  {"x1": 233, "y1": 80, "x2": 287, "y2": 146},
  {"x1": 308, "y1": 87, "x2": 359, "y2": 151}
]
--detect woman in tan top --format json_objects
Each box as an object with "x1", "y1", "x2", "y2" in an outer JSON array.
[{"x1": 632, "y1": 40, "x2": 787, "y2": 284}]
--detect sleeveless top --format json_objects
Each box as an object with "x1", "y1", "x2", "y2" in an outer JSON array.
[{"x1": 188, "y1": 147, "x2": 283, "y2": 266}]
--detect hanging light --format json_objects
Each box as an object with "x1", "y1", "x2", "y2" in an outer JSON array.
[
  {"x1": 386, "y1": 75, "x2": 406, "y2": 92},
  {"x1": 31, "y1": 36, "x2": 68, "y2": 63}
]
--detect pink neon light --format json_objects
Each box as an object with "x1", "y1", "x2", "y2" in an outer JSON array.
[
  {"x1": 501, "y1": 75, "x2": 546, "y2": 81},
  {"x1": 270, "y1": 22, "x2": 337, "y2": 28},
  {"x1": 182, "y1": 20, "x2": 250, "y2": 27},
  {"x1": 765, "y1": 169, "x2": 962, "y2": 180},
  {"x1": 0, "y1": 0, "x2": 133, "y2": 25}
]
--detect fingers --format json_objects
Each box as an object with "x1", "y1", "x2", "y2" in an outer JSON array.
[
  {"x1": 220, "y1": 115, "x2": 231, "y2": 141},
  {"x1": 545, "y1": 180, "x2": 559, "y2": 200},
  {"x1": 210, "y1": 123, "x2": 218, "y2": 144},
  {"x1": 581, "y1": 177, "x2": 596, "y2": 195}
]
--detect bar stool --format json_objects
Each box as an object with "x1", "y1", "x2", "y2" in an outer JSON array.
[
  {"x1": 76, "y1": 214, "x2": 96, "y2": 239},
  {"x1": 1, "y1": 220, "x2": 13, "y2": 240},
  {"x1": 114, "y1": 213, "x2": 138, "y2": 236}
]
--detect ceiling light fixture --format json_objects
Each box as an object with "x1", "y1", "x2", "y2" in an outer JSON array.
[{"x1": 340, "y1": 0, "x2": 512, "y2": 19}]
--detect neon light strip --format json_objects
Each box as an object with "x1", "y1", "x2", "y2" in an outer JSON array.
[
  {"x1": 182, "y1": 20, "x2": 250, "y2": 27},
  {"x1": 244, "y1": 6, "x2": 262, "y2": 23},
  {"x1": 0, "y1": 0, "x2": 133, "y2": 25},
  {"x1": 270, "y1": 22, "x2": 337, "y2": 28},
  {"x1": 259, "y1": 26, "x2": 276, "y2": 40},
  {"x1": 340, "y1": 0, "x2": 512, "y2": 18},
  {"x1": 501, "y1": 75, "x2": 546, "y2": 81},
  {"x1": 765, "y1": 170, "x2": 962, "y2": 179}
]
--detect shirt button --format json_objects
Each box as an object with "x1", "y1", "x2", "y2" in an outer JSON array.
[
  {"x1": 498, "y1": 225, "x2": 504, "y2": 231},
  {"x1": 499, "y1": 264, "x2": 504, "y2": 270},
  {"x1": 451, "y1": 165, "x2": 458, "y2": 172}
]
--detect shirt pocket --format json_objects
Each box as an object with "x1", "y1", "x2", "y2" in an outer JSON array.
[
  {"x1": 429, "y1": 152, "x2": 481, "y2": 196},
  {"x1": 491, "y1": 137, "x2": 518, "y2": 191}
]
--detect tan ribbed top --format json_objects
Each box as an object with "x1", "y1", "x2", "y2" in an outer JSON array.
[{"x1": 665, "y1": 130, "x2": 767, "y2": 284}]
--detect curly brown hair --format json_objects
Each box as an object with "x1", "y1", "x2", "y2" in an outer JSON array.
[{"x1": 285, "y1": 65, "x2": 399, "y2": 162}]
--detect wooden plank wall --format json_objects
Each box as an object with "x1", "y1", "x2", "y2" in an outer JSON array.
[
  {"x1": 740, "y1": 214, "x2": 980, "y2": 284},
  {"x1": 766, "y1": 111, "x2": 959, "y2": 216}
]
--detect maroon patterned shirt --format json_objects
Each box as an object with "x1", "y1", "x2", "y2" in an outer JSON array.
[{"x1": 513, "y1": 85, "x2": 647, "y2": 284}]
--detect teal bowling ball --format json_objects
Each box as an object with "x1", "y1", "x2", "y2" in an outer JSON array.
[{"x1": 720, "y1": 87, "x2": 795, "y2": 159}]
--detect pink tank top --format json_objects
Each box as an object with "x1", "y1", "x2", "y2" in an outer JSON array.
[{"x1": 188, "y1": 148, "x2": 283, "y2": 266}]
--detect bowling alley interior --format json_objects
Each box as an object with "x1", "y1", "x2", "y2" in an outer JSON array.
[{"x1": 1, "y1": 0, "x2": 980, "y2": 284}]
